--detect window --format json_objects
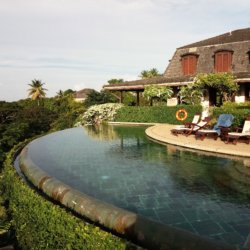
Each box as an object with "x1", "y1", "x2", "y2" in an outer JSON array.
[
  {"x1": 214, "y1": 51, "x2": 233, "y2": 72},
  {"x1": 181, "y1": 54, "x2": 198, "y2": 76}
]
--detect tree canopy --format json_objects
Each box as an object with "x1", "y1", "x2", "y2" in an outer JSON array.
[
  {"x1": 84, "y1": 90, "x2": 117, "y2": 107},
  {"x1": 108, "y1": 79, "x2": 124, "y2": 85},
  {"x1": 139, "y1": 68, "x2": 161, "y2": 79},
  {"x1": 143, "y1": 85, "x2": 173, "y2": 105}
]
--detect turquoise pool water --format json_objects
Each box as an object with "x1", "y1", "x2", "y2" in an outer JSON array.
[{"x1": 26, "y1": 125, "x2": 250, "y2": 247}]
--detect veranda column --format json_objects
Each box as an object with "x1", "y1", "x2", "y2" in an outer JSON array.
[
  {"x1": 120, "y1": 91, "x2": 124, "y2": 104},
  {"x1": 136, "y1": 91, "x2": 140, "y2": 106}
]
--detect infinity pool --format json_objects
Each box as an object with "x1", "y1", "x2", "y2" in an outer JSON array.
[{"x1": 25, "y1": 125, "x2": 250, "y2": 248}]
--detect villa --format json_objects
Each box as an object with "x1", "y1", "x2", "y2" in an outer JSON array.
[
  {"x1": 74, "y1": 88, "x2": 94, "y2": 102},
  {"x1": 103, "y1": 28, "x2": 250, "y2": 106}
]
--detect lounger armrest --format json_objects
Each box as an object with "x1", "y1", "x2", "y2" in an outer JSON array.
[
  {"x1": 235, "y1": 127, "x2": 243, "y2": 132},
  {"x1": 184, "y1": 122, "x2": 195, "y2": 128},
  {"x1": 219, "y1": 126, "x2": 231, "y2": 131},
  {"x1": 190, "y1": 123, "x2": 204, "y2": 130}
]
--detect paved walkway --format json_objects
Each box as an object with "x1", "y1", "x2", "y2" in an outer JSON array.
[{"x1": 145, "y1": 124, "x2": 250, "y2": 158}]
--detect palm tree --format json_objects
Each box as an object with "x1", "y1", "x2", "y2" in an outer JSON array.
[
  {"x1": 28, "y1": 79, "x2": 47, "y2": 105},
  {"x1": 56, "y1": 90, "x2": 64, "y2": 98},
  {"x1": 139, "y1": 68, "x2": 161, "y2": 79},
  {"x1": 108, "y1": 78, "x2": 124, "y2": 85}
]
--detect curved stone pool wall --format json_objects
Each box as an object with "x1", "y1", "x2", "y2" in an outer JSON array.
[{"x1": 18, "y1": 143, "x2": 236, "y2": 250}]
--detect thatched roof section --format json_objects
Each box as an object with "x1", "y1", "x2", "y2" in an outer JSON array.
[
  {"x1": 179, "y1": 28, "x2": 250, "y2": 49},
  {"x1": 234, "y1": 72, "x2": 250, "y2": 81},
  {"x1": 103, "y1": 76, "x2": 191, "y2": 91},
  {"x1": 74, "y1": 88, "x2": 94, "y2": 98}
]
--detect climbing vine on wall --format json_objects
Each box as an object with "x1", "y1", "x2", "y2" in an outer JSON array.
[{"x1": 179, "y1": 73, "x2": 238, "y2": 104}]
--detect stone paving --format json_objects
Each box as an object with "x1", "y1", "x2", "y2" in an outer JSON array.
[{"x1": 145, "y1": 124, "x2": 250, "y2": 158}]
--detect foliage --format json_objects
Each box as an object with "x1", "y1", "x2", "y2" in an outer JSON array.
[
  {"x1": 114, "y1": 105, "x2": 202, "y2": 124},
  {"x1": 27, "y1": 79, "x2": 47, "y2": 105},
  {"x1": 143, "y1": 85, "x2": 173, "y2": 105},
  {"x1": 0, "y1": 105, "x2": 52, "y2": 167},
  {"x1": 179, "y1": 83, "x2": 203, "y2": 105},
  {"x1": 77, "y1": 103, "x2": 124, "y2": 125},
  {"x1": 0, "y1": 95, "x2": 85, "y2": 168},
  {"x1": 179, "y1": 73, "x2": 238, "y2": 104},
  {"x1": 212, "y1": 102, "x2": 250, "y2": 128},
  {"x1": 0, "y1": 101, "x2": 20, "y2": 124},
  {"x1": 84, "y1": 90, "x2": 117, "y2": 107},
  {"x1": 1, "y1": 144, "x2": 131, "y2": 250},
  {"x1": 108, "y1": 78, "x2": 124, "y2": 84},
  {"x1": 139, "y1": 68, "x2": 161, "y2": 79}
]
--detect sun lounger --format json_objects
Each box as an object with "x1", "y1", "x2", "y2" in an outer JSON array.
[
  {"x1": 195, "y1": 114, "x2": 234, "y2": 141},
  {"x1": 171, "y1": 117, "x2": 210, "y2": 136},
  {"x1": 174, "y1": 113, "x2": 201, "y2": 129},
  {"x1": 226, "y1": 117, "x2": 250, "y2": 144}
]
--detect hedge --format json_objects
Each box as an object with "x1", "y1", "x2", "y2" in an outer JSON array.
[
  {"x1": 212, "y1": 102, "x2": 250, "y2": 128},
  {"x1": 114, "y1": 105, "x2": 202, "y2": 125},
  {"x1": 1, "y1": 142, "x2": 137, "y2": 250}
]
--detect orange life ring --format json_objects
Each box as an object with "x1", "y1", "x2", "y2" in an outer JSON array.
[{"x1": 176, "y1": 109, "x2": 188, "y2": 121}]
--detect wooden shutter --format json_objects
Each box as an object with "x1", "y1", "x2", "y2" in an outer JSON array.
[
  {"x1": 182, "y1": 55, "x2": 197, "y2": 76},
  {"x1": 215, "y1": 51, "x2": 232, "y2": 72}
]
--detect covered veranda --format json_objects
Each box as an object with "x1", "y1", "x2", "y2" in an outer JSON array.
[{"x1": 103, "y1": 76, "x2": 190, "y2": 106}]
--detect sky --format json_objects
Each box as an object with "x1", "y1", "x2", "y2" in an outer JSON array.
[{"x1": 0, "y1": 0, "x2": 250, "y2": 101}]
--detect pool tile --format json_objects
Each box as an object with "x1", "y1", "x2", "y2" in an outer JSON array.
[
  {"x1": 156, "y1": 209, "x2": 186, "y2": 224},
  {"x1": 232, "y1": 224, "x2": 250, "y2": 237},
  {"x1": 139, "y1": 196, "x2": 159, "y2": 209},
  {"x1": 173, "y1": 222, "x2": 196, "y2": 234},
  {"x1": 181, "y1": 208, "x2": 211, "y2": 222},
  {"x1": 191, "y1": 220, "x2": 224, "y2": 236},
  {"x1": 221, "y1": 232, "x2": 245, "y2": 245},
  {"x1": 219, "y1": 222, "x2": 236, "y2": 233}
]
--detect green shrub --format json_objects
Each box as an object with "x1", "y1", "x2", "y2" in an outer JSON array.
[
  {"x1": 1, "y1": 143, "x2": 135, "y2": 250},
  {"x1": 212, "y1": 102, "x2": 250, "y2": 128},
  {"x1": 114, "y1": 105, "x2": 202, "y2": 125}
]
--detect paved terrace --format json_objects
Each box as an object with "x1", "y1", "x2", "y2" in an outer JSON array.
[{"x1": 145, "y1": 124, "x2": 250, "y2": 158}]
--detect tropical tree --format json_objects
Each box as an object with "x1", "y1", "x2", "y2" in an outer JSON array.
[
  {"x1": 143, "y1": 85, "x2": 173, "y2": 106},
  {"x1": 84, "y1": 90, "x2": 117, "y2": 107},
  {"x1": 56, "y1": 90, "x2": 64, "y2": 98},
  {"x1": 178, "y1": 83, "x2": 203, "y2": 105},
  {"x1": 108, "y1": 78, "x2": 124, "y2": 84},
  {"x1": 139, "y1": 68, "x2": 161, "y2": 79},
  {"x1": 28, "y1": 79, "x2": 47, "y2": 105}
]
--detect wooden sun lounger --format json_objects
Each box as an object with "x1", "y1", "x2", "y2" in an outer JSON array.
[{"x1": 226, "y1": 117, "x2": 250, "y2": 145}]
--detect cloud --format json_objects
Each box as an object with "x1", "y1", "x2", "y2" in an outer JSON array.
[{"x1": 0, "y1": 0, "x2": 249, "y2": 101}]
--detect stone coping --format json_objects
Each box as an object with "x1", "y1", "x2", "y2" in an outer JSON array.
[
  {"x1": 145, "y1": 124, "x2": 250, "y2": 158},
  {"x1": 108, "y1": 121, "x2": 159, "y2": 126},
  {"x1": 17, "y1": 138, "x2": 238, "y2": 250}
]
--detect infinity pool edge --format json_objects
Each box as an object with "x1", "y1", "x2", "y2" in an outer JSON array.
[{"x1": 16, "y1": 133, "x2": 238, "y2": 250}]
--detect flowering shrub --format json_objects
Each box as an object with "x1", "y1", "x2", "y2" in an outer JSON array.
[{"x1": 77, "y1": 103, "x2": 123, "y2": 125}]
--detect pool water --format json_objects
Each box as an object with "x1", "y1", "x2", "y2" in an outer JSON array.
[{"x1": 27, "y1": 125, "x2": 250, "y2": 247}]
